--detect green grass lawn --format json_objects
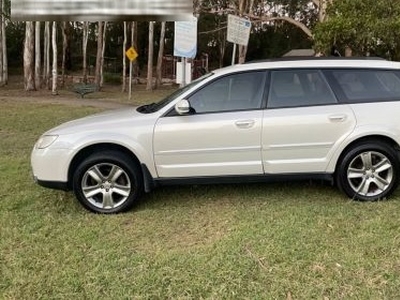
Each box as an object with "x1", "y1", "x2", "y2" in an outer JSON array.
[{"x1": 2, "y1": 94, "x2": 400, "y2": 299}]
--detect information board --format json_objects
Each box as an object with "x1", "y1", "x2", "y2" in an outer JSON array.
[
  {"x1": 227, "y1": 14, "x2": 252, "y2": 46},
  {"x1": 174, "y1": 18, "x2": 198, "y2": 58}
]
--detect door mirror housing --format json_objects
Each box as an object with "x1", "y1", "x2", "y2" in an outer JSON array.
[{"x1": 175, "y1": 99, "x2": 191, "y2": 115}]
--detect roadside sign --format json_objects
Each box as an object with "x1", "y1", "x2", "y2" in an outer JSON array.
[
  {"x1": 174, "y1": 18, "x2": 198, "y2": 58},
  {"x1": 227, "y1": 14, "x2": 251, "y2": 46},
  {"x1": 125, "y1": 46, "x2": 138, "y2": 62}
]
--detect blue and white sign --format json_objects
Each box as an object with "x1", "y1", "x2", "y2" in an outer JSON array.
[
  {"x1": 227, "y1": 14, "x2": 252, "y2": 46},
  {"x1": 174, "y1": 18, "x2": 198, "y2": 58}
]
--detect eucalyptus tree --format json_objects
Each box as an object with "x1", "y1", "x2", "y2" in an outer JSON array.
[
  {"x1": 199, "y1": 0, "x2": 328, "y2": 63},
  {"x1": 34, "y1": 22, "x2": 40, "y2": 88},
  {"x1": 0, "y1": 0, "x2": 9, "y2": 85},
  {"x1": 146, "y1": 21, "x2": 154, "y2": 90},
  {"x1": 94, "y1": 21, "x2": 104, "y2": 89},
  {"x1": 156, "y1": 21, "x2": 166, "y2": 88},
  {"x1": 314, "y1": 0, "x2": 400, "y2": 59},
  {"x1": 51, "y1": 21, "x2": 57, "y2": 94},
  {"x1": 23, "y1": 21, "x2": 35, "y2": 91},
  {"x1": 0, "y1": 0, "x2": 3, "y2": 86}
]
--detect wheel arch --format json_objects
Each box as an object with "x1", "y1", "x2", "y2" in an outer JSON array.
[
  {"x1": 67, "y1": 143, "x2": 142, "y2": 190},
  {"x1": 334, "y1": 135, "x2": 400, "y2": 175}
]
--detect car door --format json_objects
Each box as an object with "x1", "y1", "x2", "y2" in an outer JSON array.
[
  {"x1": 262, "y1": 69, "x2": 357, "y2": 174},
  {"x1": 153, "y1": 71, "x2": 267, "y2": 178}
]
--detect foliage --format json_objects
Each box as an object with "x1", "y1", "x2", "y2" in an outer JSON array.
[
  {"x1": 314, "y1": 0, "x2": 400, "y2": 59},
  {"x1": 2, "y1": 91, "x2": 400, "y2": 298}
]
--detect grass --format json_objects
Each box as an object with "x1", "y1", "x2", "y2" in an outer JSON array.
[{"x1": 2, "y1": 86, "x2": 400, "y2": 299}]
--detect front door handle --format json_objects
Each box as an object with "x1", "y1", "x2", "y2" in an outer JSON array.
[{"x1": 235, "y1": 120, "x2": 255, "y2": 128}]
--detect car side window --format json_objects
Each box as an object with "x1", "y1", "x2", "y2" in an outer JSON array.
[
  {"x1": 267, "y1": 70, "x2": 337, "y2": 109},
  {"x1": 328, "y1": 69, "x2": 400, "y2": 102},
  {"x1": 187, "y1": 71, "x2": 266, "y2": 113}
]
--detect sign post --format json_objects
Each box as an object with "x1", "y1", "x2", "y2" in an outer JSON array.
[
  {"x1": 227, "y1": 14, "x2": 251, "y2": 65},
  {"x1": 174, "y1": 18, "x2": 197, "y2": 87},
  {"x1": 125, "y1": 46, "x2": 138, "y2": 101}
]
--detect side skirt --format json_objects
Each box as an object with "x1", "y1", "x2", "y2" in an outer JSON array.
[{"x1": 140, "y1": 165, "x2": 334, "y2": 192}]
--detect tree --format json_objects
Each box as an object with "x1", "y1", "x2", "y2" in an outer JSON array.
[
  {"x1": 34, "y1": 22, "x2": 41, "y2": 89},
  {"x1": 200, "y1": 0, "x2": 326, "y2": 62},
  {"x1": 23, "y1": 21, "x2": 35, "y2": 91},
  {"x1": 146, "y1": 21, "x2": 154, "y2": 90},
  {"x1": 0, "y1": 0, "x2": 8, "y2": 85},
  {"x1": 82, "y1": 21, "x2": 89, "y2": 84},
  {"x1": 100, "y1": 22, "x2": 107, "y2": 88},
  {"x1": 155, "y1": 21, "x2": 166, "y2": 88},
  {"x1": 61, "y1": 22, "x2": 68, "y2": 87},
  {"x1": 51, "y1": 21, "x2": 57, "y2": 95},
  {"x1": 314, "y1": 0, "x2": 400, "y2": 59},
  {"x1": 43, "y1": 22, "x2": 51, "y2": 89},
  {"x1": 0, "y1": 0, "x2": 3, "y2": 86},
  {"x1": 122, "y1": 21, "x2": 127, "y2": 92},
  {"x1": 94, "y1": 21, "x2": 104, "y2": 89}
]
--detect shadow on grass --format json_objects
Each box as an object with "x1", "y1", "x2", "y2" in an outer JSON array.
[{"x1": 135, "y1": 180, "x2": 344, "y2": 212}]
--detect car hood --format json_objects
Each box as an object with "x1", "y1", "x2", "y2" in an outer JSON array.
[{"x1": 45, "y1": 107, "x2": 150, "y2": 135}]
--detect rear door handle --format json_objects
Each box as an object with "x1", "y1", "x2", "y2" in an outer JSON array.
[
  {"x1": 235, "y1": 120, "x2": 255, "y2": 128},
  {"x1": 329, "y1": 114, "x2": 347, "y2": 122}
]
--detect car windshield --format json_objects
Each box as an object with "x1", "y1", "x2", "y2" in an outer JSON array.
[{"x1": 137, "y1": 73, "x2": 213, "y2": 114}]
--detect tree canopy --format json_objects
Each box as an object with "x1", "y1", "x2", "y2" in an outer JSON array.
[{"x1": 314, "y1": 0, "x2": 400, "y2": 59}]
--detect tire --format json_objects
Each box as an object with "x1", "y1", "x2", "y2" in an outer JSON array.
[
  {"x1": 336, "y1": 141, "x2": 399, "y2": 201},
  {"x1": 72, "y1": 151, "x2": 143, "y2": 213}
]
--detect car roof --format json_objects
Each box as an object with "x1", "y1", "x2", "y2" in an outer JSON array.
[{"x1": 212, "y1": 57, "x2": 400, "y2": 75}]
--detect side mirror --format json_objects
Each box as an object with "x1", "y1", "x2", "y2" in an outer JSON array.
[{"x1": 175, "y1": 99, "x2": 191, "y2": 115}]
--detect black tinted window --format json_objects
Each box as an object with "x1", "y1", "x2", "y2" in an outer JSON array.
[
  {"x1": 188, "y1": 71, "x2": 266, "y2": 113},
  {"x1": 268, "y1": 70, "x2": 337, "y2": 108},
  {"x1": 329, "y1": 70, "x2": 400, "y2": 102}
]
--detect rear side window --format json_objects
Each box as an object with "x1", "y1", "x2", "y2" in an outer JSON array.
[
  {"x1": 267, "y1": 70, "x2": 337, "y2": 109},
  {"x1": 327, "y1": 69, "x2": 400, "y2": 103}
]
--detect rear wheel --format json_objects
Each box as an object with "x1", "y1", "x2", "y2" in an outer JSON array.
[
  {"x1": 72, "y1": 151, "x2": 143, "y2": 213},
  {"x1": 336, "y1": 141, "x2": 399, "y2": 201}
]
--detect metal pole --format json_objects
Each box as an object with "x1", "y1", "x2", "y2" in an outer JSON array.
[
  {"x1": 128, "y1": 60, "x2": 133, "y2": 100},
  {"x1": 231, "y1": 43, "x2": 237, "y2": 65},
  {"x1": 181, "y1": 57, "x2": 186, "y2": 87}
]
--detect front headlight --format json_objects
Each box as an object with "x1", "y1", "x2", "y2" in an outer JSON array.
[{"x1": 36, "y1": 135, "x2": 59, "y2": 149}]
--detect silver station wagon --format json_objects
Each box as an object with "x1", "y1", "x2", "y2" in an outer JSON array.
[{"x1": 32, "y1": 58, "x2": 400, "y2": 213}]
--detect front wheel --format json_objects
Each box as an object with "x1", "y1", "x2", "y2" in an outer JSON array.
[
  {"x1": 72, "y1": 151, "x2": 143, "y2": 213},
  {"x1": 336, "y1": 142, "x2": 399, "y2": 201}
]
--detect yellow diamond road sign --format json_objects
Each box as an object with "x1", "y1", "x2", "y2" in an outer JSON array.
[{"x1": 126, "y1": 47, "x2": 138, "y2": 61}]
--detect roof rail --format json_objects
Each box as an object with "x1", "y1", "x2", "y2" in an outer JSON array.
[{"x1": 244, "y1": 56, "x2": 386, "y2": 64}]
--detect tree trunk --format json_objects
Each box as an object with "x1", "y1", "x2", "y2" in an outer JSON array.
[
  {"x1": 82, "y1": 21, "x2": 89, "y2": 84},
  {"x1": 146, "y1": 21, "x2": 154, "y2": 90},
  {"x1": 122, "y1": 21, "x2": 127, "y2": 92},
  {"x1": 61, "y1": 22, "x2": 67, "y2": 87},
  {"x1": 23, "y1": 22, "x2": 35, "y2": 91},
  {"x1": 0, "y1": 15, "x2": 8, "y2": 84},
  {"x1": 35, "y1": 22, "x2": 41, "y2": 89},
  {"x1": 94, "y1": 21, "x2": 104, "y2": 89},
  {"x1": 43, "y1": 22, "x2": 51, "y2": 89},
  {"x1": 155, "y1": 22, "x2": 166, "y2": 89},
  {"x1": 100, "y1": 22, "x2": 107, "y2": 88},
  {"x1": 1, "y1": 0, "x2": 7, "y2": 85},
  {"x1": 51, "y1": 21, "x2": 58, "y2": 95},
  {"x1": 238, "y1": 0, "x2": 252, "y2": 64},
  {"x1": 0, "y1": 0, "x2": 3, "y2": 87}
]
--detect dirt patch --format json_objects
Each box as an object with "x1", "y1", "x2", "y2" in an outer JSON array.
[{"x1": 1, "y1": 76, "x2": 177, "y2": 109}]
